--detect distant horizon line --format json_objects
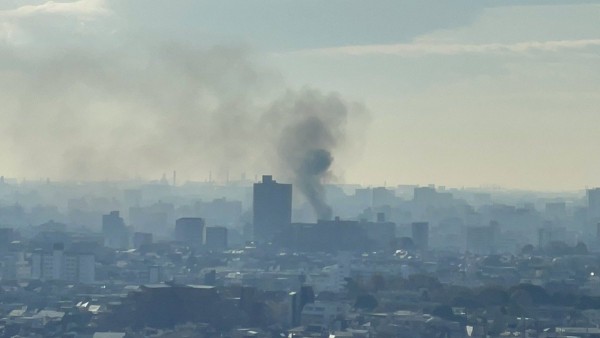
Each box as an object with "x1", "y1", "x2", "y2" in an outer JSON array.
[{"x1": 0, "y1": 175, "x2": 594, "y2": 194}]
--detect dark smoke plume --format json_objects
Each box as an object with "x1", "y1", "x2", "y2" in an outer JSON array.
[
  {"x1": 296, "y1": 149, "x2": 333, "y2": 220},
  {"x1": 0, "y1": 43, "x2": 367, "y2": 219},
  {"x1": 266, "y1": 91, "x2": 353, "y2": 220}
]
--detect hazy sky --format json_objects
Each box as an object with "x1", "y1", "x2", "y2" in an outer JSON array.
[{"x1": 0, "y1": 0, "x2": 599, "y2": 190}]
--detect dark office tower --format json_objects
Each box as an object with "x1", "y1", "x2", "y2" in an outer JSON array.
[
  {"x1": 102, "y1": 211, "x2": 129, "y2": 250},
  {"x1": 205, "y1": 226, "x2": 228, "y2": 250},
  {"x1": 175, "y1": 217, "x2": 205, "y2": 248},
  {"x1": 289, "y1": 285, "x2": 315, "y2": 327},
  {"x1": 411, "y1": 222, "x2": 429, "y2": 251},
  {"x1": 0, "y1": 228, "x2": 14, "y2": 251},
  {"x1": 588, "y1": 188, "x2": 600, "y2": 219},
  {"x1": 253, "y1": 175, "x2": 292, "y2": 243}
]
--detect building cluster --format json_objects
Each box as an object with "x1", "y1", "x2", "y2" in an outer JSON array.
[{"x1": 0, "y1": 175, "x2": 599, "y2": 336}]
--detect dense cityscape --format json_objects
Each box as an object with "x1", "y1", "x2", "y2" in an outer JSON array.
[
  {"x1": 1, "y1": 0, "x2": 599, "y2": 337},
  {"x1": 0, "y1": 175, "x2": 600, "y2": 337}
]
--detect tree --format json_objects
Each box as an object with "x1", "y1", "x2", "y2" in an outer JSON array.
[
  {"x1": 395, "y1": 237, "x2": 415, "y2": 250},
  {"x1": 478, "y1": 287, "x2": 509, "y2": 307},
  {"x1": 452, "y1": 293, "x2": 482, "y2": 310},
  {"x1": 369, "y1": 273, "x2": 386, "y2": 292},
  {"x1": 509, "y1": 284, "x2": 548, "y2": 305},
  {"x1": 509, "y1": 289, "x2": 533, "y2": 316},
  {"x1": 545, "y1": 241, "x2": 569, "y2": 256},
  {"x1": 355, "y1": 294, "x2": 378, "y2": 311},
  {"x1": 345, "y1": 277, "x2": 367, "y2": 298},
  {"x1": 520, "y1": 244, "x2": 535, "y2": 255},
  {"x1": 574, "y1": 242, "x2": 588, "y2": 255},
  {"x1": 406, "y1": 274, "x2": 442, "y2": 291},
  {"x1": 432, "y1": 305, "x2": 455, "y2": 321}
]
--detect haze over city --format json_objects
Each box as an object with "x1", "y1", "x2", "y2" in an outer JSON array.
[
  {"x1": 2, "y1": 2, "x2": 600, "y2": 338},
  {"x1": 0, "y1": 0, "x2": 598, "y2": 190}
]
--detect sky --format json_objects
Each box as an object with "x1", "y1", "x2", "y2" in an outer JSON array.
[{"x1": 0, "y1": 0, "x2": 599, "y2": 191}]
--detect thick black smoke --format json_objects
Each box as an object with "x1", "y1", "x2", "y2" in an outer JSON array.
[
  {"x1": 297, "y1": 149, "x2": 334, "y2": 220},
  {"x1": 0, "y1": 44, "x2": 366, "y2": 218},
  {"x1": 266, "y1": 91, "x2": 353, "y2": 220}
]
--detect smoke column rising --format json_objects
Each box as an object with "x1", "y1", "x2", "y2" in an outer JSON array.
[
  {"x1": 266, "y1": 91, "x2": 354, "y2": 220},
  {"x1": 0, "y1": 43, "x2": 367, "y2": 218}
]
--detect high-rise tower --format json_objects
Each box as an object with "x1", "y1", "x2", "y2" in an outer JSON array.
[{"x1": 253, "y1": 175, "x2": 292, "y2": 243}]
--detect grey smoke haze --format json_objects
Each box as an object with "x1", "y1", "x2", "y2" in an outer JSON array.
[
  {"x1": 266, "y1": 93, "x2": 351, "y2": 220},
  {"x1": 0, "y1": 43, "x2": 367, "y2": 218}
]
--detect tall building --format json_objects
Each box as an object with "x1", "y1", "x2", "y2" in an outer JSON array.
[
  {"x1": 175, "y1": 217, "x2": 205, "y2": 248},
  {"x1": 31, "y1": 243, "x2": 95, "y2": 284},
  {"x1": 0, "y1": 228, "x2": 14, "y2": 251},
  {"x1": 102, "y1": 211, "x2": 129, "y2": 250},
  {"x1": 289, "y1": 285, "x2": 315, "y2": 327},
  {"x1": 588, "y1": 188, "x2": 600, "y2": 219},
  {"x1": 411, "y1": 222, "x2": 429, "y2": 251},
  {"x1": 253, "y1": 175, "x2": 292, "y2": 243}
]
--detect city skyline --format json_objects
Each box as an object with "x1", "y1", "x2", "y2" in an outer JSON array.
[{"x1": 1, "y1": 2, "x2": 600, "y2": 336}]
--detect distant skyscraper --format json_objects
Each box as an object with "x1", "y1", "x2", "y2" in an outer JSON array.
[
  {"x1": 411, "y1": 222, "x2": 429, "y2": 251},
  {"x1": 175, "y1": 217, "x2": 205, "y2": 248},
  {"x1": 253, "y1": 175, "x2": 292, "y2": 243},
  {"x1": 102, "y1": 211, "x2": 129, "y2": 250},
  {"x1": 588, "y1": 188, "x2": 600, "y2": 219},
  {"x1": 0, "y1": 228, "x2": 14, "y2": 251}
]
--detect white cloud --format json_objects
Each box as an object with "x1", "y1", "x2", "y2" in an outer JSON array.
[
  {"x1": 0, "y1": 0, "x2": 109, "y2": 19},
  {"x1": 276, "y1": 4, "x2": 600, "y2": 189},
  {"x1": 296, "y1": 39, "x2": 600, "y2": 57},
  {"x1": 292, "y1": 4, "x2": 600, "y2": 58},
  {"x1": 0, "y1": 0, "x2": 112, "y2": 45}
]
